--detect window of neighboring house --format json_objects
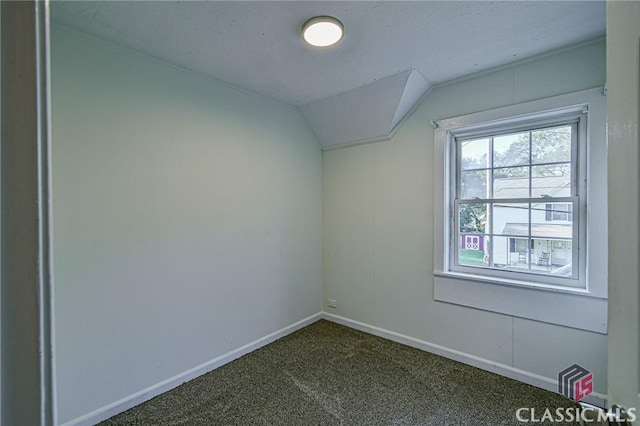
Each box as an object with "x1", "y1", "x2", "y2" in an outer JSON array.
[
  {"x1": 453, "y1": 120, "x2": 582, "y2": 283},
  {"x1": 433, "y1": 88, "x2": 607, "y2": 333},
  {"x1": 545, "y1": 203, "x2": 573, "y2": 222}
]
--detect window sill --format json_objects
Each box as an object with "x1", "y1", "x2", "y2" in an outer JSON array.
[
  {"x1": 433, "y1": 271, "x2": 607, "y2": 334},
  {"x1": 435, "y1": 270, "x2": 593, "y2": 296}
]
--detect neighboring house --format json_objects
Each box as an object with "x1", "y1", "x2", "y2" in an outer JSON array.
[
  {"x1": 491, "y1": 174, "x2": 572, "y2": 272},
  {"x1": 499, "y1": 222, "x2": 572, "y2": 268}
]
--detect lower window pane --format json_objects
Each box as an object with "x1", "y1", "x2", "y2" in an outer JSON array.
[
  {"x1": 491, "y1": 235, "x2": 511, "y2": 267},
  {"x1": 532, "y1": 202, "x2": 573, "y2": 225},
  {"x1": 458, "y1": 203, "x2": 487, "y2": 233},
  {"x1": 458, "y1": 234, "x2": 574, "y2": 278},
  {"x1": 533, "y1": 239, "x2": 573, "y2": 276},
  {"x1": 456, "y1": 198, "x2": 576, "y2": 278},
  {"x1": 493, "y1": 203, "x2": 529, "y2": 236},
  {"x1": 458, "y1": 234, "x2": 488, "y2": 267},
  {"x1": 531, "y1": 202, "x2": 573, "y2": 240},
  {"x1": 503, "y1": 237, "x2": 531, "y2": 271}
]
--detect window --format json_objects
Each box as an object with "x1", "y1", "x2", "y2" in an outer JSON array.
[
  {"x1": 433, "y1": 89, "x2": 607, "y2": 333},
  {"x1": 452, "y1": 120, "x2": 581, "y2": 283},
  {"x1": 545, "y1": 203, "x2": 572, "y2": 222}
]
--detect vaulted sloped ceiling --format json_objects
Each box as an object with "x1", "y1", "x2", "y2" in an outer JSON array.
[
  {"x1": 51, "y1": 1, "x2": 606, "y2": 148},
  {"x1": 300, "y1": 70, "x2": 429, "y2": 147}
]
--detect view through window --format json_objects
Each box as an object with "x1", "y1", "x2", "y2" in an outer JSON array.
[{"x1": 454, "y1": 123, "x2": 578, "y2": 279}]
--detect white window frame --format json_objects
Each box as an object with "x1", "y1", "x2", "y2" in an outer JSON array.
[
  {"x1": 450, "y1": 112, "x2": 584, "y2": 287},
  {"x1": 433, "y1": 88, "x2": 607, "y2": 333}
]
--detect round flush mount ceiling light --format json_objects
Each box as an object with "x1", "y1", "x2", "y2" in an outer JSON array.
[{"x1": 302, "y1": 16, "x2": 344, "y2": 48}]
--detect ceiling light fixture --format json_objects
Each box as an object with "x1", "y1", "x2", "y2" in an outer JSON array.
[{"x1": 302, "y1": 16, "x2": 344, "y2": 48}]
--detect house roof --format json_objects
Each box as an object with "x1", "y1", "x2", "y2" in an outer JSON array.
[
  {"x1": 501, "y1": 223, "x2": 573, "y2": 239},
  {"x1": 493, "y1": 175, "x2": 571, "y2": 199}
]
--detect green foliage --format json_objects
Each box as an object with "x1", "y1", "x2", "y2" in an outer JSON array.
[
  {"x1": 459, "y1": 203, "x2": 486, "y2": 233},
  {"x1": 493, "y1": 126, "x2": 571, "y2": 178},
  {"x1": 458, "y1": 126, "x2": 572, "y2": 200}
]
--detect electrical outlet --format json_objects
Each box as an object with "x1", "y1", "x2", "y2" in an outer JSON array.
[{"x1": 328, "y1": 299, "x2": 338, "y2": 308}]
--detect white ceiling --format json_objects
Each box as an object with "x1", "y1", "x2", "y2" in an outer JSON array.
[{"x1": 50, "y1": 1, "x2": 605, "y2": 147}]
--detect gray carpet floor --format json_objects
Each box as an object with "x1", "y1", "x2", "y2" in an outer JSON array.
[{"x1": 100, "y1": 320, "x2": 578, "y2": 425}]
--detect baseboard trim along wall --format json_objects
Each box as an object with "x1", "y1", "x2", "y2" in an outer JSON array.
[
  {"x1": 321, "y1": 312, "x2": 607, "y2": 408},
  {"x1": 62, "y1": 311, "x2": 605, "y2": 425},
  {"x1": 61, "y1": 312, "x2": 323, "y2": 426}
]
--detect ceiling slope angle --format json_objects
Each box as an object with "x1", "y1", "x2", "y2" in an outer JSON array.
[{"x1": 299, "y1": 70, "x2": 429, "y2": 149}]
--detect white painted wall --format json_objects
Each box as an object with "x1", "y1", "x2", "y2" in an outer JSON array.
[
  {"x1": 51, "y1": 24, "x2": 322, "y2": 424},
  {"x1": 606, "y1": 0, "x2": 640, "y2": 411},
  {"x1": 324, "y1": 39, "x2": 607, "y2": 394}
]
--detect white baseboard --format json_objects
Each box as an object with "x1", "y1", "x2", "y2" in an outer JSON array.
[
  {"x1": 321, "y1": 312, "x2": 607, "y2": 408},
  {"x1": 62, "y1": 310, "x2": 606, "y2": 425},
  {"x1": 61, "y1": 312, "x2": 323, "y2": 426}
]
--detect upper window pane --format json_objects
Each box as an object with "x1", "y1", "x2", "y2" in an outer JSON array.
[
  {"x1": 493, "y1": 132, "x2": 530, "y2": 168},
  {"x1": 531, "y1": 126, "x2": 572, "y2": 164},
  {"x1": 460, "y1": 138, "x2": 489, "y2": 170},
  {"x1": 531, "y1": 164, "x2": 571, "y2": 197},
  {"x1": 493, "y1": 167, "x2": 530, "y2": 199},
  {"x1": 460, "y1": 170, "x2": 488, "y2": 199}
]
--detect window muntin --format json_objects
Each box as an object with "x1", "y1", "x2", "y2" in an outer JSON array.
[{"x1": 451, "y1": 121, "x2": 581, "y2": 283}]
